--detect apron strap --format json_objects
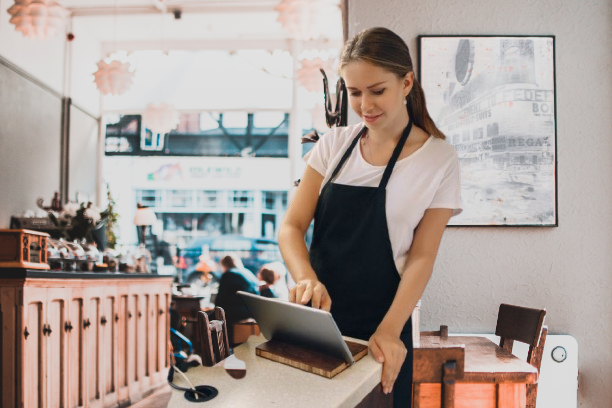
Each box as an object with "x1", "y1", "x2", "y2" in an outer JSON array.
[
  {"x1": 328, "y1": 126, "x2": 367, "y2": 184},
  {"x1": 378, "y1": 120, "x2": 413, "y2": 190}
]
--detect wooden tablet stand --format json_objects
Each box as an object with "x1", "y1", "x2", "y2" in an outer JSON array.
[{"x1": 255, "y1": 338, "x2": 368, "y2": 379}]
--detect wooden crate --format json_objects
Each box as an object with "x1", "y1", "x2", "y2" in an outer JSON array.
[{"x1": 0, "y1": 229, "x2": 50, "y2": 270}]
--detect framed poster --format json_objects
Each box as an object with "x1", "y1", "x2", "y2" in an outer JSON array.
[{"x1": 419, "y1": 36, "x2": 557, "y2": 226}]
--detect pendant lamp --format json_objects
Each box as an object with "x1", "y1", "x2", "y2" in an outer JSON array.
[
  {"x1": 275, "y1": 0, "x2": 341, "y2": 41},
  {"x1": 297, "y1": 57, "x2": 335, "y2": 92},
  {"x1": 93, "y1": 60, "x2": 135, "y2": 96},
  {"x1": 143, "y1": 103, "x2": 180, "y2": 135},
  {"x1": 7, "y1": 0, "x2": 69, "y2": 40}
]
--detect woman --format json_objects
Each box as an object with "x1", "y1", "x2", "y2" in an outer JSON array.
[
  {"x1": 278, "y1": 27, "x2": 462, "y2": 407},
  {"x1": 257, "y1": 266, "x2": 278, "y2": 298},
  {"x1": 214, "y1": 253, "x2": 260, "y2": 344}
]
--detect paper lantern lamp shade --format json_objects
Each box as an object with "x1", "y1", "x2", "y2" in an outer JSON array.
[
  {"x1": 134, "y1": 208, "x2": 157, "y2": 226},
  {"x1": 297, "y1": 57, "x2": 336, "y2": 93},
  {"x1": 143, "y1": 103, "x2": 180, "y2": 135},
  {"x1": 93, "y1": 60, "x2": 135, "y2": 96},
  {"x1": 7, "y1": 0, "x2": 69, "y2": 40},
  {"x1": 275, "y1": 0, "x2": 341, "y2": 41}
]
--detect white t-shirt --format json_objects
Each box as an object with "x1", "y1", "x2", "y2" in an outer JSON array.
[{"x1": 303, "y1": 123, "x2": 462, "y2": 276}]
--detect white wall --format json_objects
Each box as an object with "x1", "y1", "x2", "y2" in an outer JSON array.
[
  {"x1": 349, "y1": 1, "x2": 612, "y2": 407},
  {"x1": 70, "y1": 17, "x2": 101, "y2": 115}
]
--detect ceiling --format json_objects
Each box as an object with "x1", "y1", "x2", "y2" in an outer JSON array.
[
  {"x1": 61, "y1": 0, "x2": 279, "y2": 16},
  {"x1": 61, "y1": 0, "x2": 342, "y2": 51}
]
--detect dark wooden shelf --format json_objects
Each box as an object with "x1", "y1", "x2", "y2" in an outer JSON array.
[{"x1": 0, "y1": 268, "x2": 173, "y2": 280}]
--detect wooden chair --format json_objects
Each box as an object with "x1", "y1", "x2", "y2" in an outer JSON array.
[
  {"x1": 197, "y1": 307, "x2": 231, "y2": 366},
  {"x1": 421, "y1": 325, "x2": 449, "y2": 339},
  {"x1": 495, "y1": 303, "x2": 547, "y2": 408},
  {"x1": 412, "y1": 346, "x2": 465, "y2": 408}
]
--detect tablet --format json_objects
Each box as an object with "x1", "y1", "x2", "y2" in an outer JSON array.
[{"x1": 237, "y1": 291, "x2": 355, "y2": 364}]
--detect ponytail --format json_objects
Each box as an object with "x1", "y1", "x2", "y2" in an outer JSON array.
[{"x1": 407, "y1": 78, "x2": 446, "y2": 140}]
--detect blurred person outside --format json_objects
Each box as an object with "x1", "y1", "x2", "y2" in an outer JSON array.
[
  {"x1": 259, "y1": 261, "x2": 291, "y2": 301},
  {"x1": 257, "y1": 266, "x2": 278, "y2": 298},
  {"x1": 214, "y1": 253, "x2": 260, "y2": 343}
]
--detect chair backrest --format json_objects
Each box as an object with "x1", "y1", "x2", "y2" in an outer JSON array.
[
  {"x1": 413, "y1": 346, "x2": 465, "y2": 408},
  {"x1": 495, "y1": 304, "x2": 547, "y2": 408},
  {"x1": 495, "y1": 303, "x2": 546, "y2": 363},
  {"x1": 197, "y1": 307, "x2": 231, "y2": 366}
]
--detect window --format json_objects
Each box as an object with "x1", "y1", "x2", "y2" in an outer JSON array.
[
  {"x1": 281, "y1": 192, "x2": 288, "y2": 208},
  {"x1": 462, "y1": 130, "x2": 470, "y2": 142},
  {"x1": 487, "y1": 123, "x2": 499, "y2": 137},
  {"x1": 136, "y1": 190, "x2": 159, "y2": 207},
  {"x1": 452, "y1": 134, "x2": 460, "y2": 144},
  {"x1": 473, "y1": 128, "x2": 484, "y2": 140},
  {"x1": 170, "y1": 190, "x2": 192, "y2": 207},
  {"x1": 105, "y1": 137, "x2": 133, "y2": 153},
  {"x1": 254, "y1": 112, "x2": 286, "y2": 128},
  {"x1": 199, "y1": 112, "x2": 220, "y2": 131},
  {"x1": 229, "y1": 191, "x2": 253, "y2": 208},
  {"x1": 222, "y1": 112, "x2": 248, "y2": 128},
  {"x1": 262, "y1": 191, "x2": 288, "y2": 210},
  {"x1": 197, "y1": 191, "x2": 218, "y2": 208}
]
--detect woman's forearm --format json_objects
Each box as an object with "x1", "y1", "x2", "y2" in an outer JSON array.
[
  {"x1": 378, "y1": 256, "x2": 435, "y2": 337},
  {"x1": 278, "y1": 223, "x2": 318, "y2": 282}
]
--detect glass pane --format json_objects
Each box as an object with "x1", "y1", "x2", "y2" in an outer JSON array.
[
  {"x1": 196, "y1": 191, "x2": 218, "y2": 207},
  {"x1": 171, "y1": 190, "x2": 191, "y2": 207},
  {"x1": 230, "y1": 191, "x2": 253, "y2": 208},
  {"x1": 254, "y1": 112, "x2": 285, "y2": 128},
  {"x1": 139, "y1": 190, "x2": 157, "y2": 207},
  {"x1": 222, "y1": 112, "x2": 248, "y2": 128},
  {"x1": 199, "y1": 112, "x2": 220, "y2": 131}
]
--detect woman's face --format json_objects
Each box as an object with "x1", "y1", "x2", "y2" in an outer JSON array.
[{"x1": 342, "y1": 61, "x2": 412, "y2": 133}]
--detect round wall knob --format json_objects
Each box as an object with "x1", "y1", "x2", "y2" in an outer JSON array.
[{"x1": 551, "y1": 346, "x2": 567, "y2": 363}]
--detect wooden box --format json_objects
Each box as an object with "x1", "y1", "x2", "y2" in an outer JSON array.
[{"x1": 0, "y1": 229, "x2": 50, "y2": 270}]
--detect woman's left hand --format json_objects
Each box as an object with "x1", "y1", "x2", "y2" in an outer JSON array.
[{"x1": 368, "y1": 328, "x2": 407, "y2": 395}]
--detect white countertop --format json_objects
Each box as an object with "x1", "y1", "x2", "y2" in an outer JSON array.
[{"x1": 168, "y1": 335, "x2": 382, "y2": 408}]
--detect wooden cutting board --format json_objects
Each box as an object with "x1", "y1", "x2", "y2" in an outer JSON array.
[{"x1": 255, "y1": 339, "x2": 369, "y2": 379}]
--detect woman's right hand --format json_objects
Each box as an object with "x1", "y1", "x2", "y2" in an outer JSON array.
[{"x1": 289, "y1": 279, "x2": 332, "y2": 311}]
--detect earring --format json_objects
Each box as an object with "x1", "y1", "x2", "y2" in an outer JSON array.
[{"x1": 403, "y1": 99, "x2": 407, "y2": 105}]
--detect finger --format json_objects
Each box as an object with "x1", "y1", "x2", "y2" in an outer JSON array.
[
  {"x1": 320, "y1": 292, "x2": 332, "y2": 312},
  {"x1": 382, "y1": 359, "x2": 400, "y2": 394},
  {"x1": 300, "y1": 285, "x2": 313, "y2": 305},
  {"x1": 385, "y1": 348, "x2": 407, "y2": 394},
  {"x1": 311, "y1": 285, "x2": 322, "y2": 309},
  {"x1": 289, "y1": 287, "x2": 296, "y2": 303},
  {"x1": 294, "y1": 284, "x2": 306, "y2": 304},
  {"x1": 369, "y1": 338, "x2": 384, "y2": 363}
]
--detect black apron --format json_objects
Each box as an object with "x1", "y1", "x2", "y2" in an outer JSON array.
[{"x1": 310, "y1": 122, "x2": 414, "y2": 408}]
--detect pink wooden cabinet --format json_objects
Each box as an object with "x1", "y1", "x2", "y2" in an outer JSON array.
[{"x1": 0, "y1": 272, "x2": 172, "y2": 408}]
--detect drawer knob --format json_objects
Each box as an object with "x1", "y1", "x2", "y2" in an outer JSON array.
[
  {"x1": 24, "y1": 327, "x2": 30, "y2": 339},
  {"x1": 65, "y1": 321, "x2": 73, "y2": 332},
  {"x1": 101, "y1": 316, "x2": 107, "y2": 326},
  {"x1": 83, "y1": 319, "x2": 91, "y2": 329}
]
